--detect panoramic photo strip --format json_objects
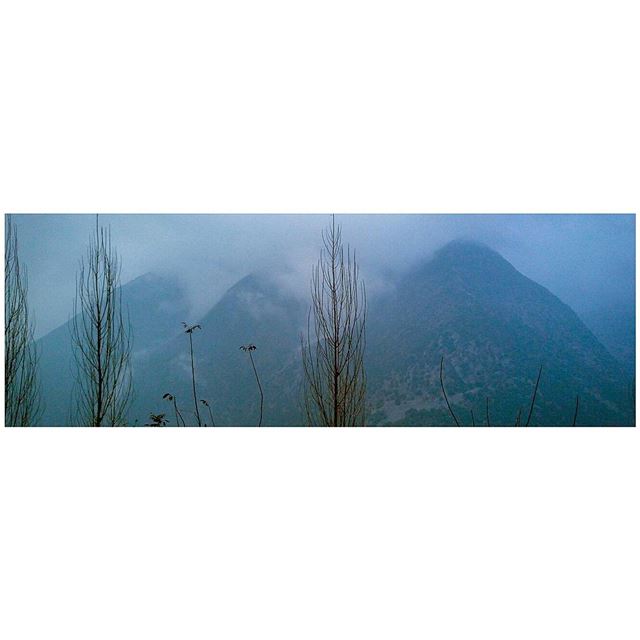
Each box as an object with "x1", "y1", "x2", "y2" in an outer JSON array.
[{"x1": 4, "y1": 213, "x2": 635, "y2": 426}]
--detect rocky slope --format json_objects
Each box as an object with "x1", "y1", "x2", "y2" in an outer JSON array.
[{"x1": 36, "y1": 241, "x2": 634, "y2": 426}]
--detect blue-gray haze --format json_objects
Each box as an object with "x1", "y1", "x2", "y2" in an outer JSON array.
[{"x1": 9, "y1": 213, "x2": 636, "y2": 342}]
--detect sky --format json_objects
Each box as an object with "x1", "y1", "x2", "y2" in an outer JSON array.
[{"x1": 6, "y1": 213, "x2": 636, "y2": 339}]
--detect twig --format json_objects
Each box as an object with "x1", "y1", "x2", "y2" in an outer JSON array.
[
  {"x1": 514, "y1": 407, "x2": 522, "y2": 427},
  {"x1": 525, "y1": 365, "x2": 543, "y2": 427},
  {"x1": 439, "y1": 356, "x2": 461, "y2": 427},
  {"x1": 164, "y1": 393, "x2": 186, "y2": 427},
  {"x1": 200, "y1": 399, "x2": 216, "y2": 427}
]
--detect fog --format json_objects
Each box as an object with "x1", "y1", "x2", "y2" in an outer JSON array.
[{"x1": 7, "y1": 213, "x2": 635, "y2": 339}]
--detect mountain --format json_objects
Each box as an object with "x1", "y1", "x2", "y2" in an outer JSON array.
[
  {"x1": 580, "y1": 301, "x2": 635, "y2": 378},
  {"x1": 36, "y1": 272, "x2": 190, "y2": 425},
  {"x1": 36, "y1": 241, "x2": 634, "y2": 426},
  {"x1": 365, "y1": 240, "x2": 633, "y2": 425},
  {"x1": 129, "y1": 273, "x2": 306, "y2": 426}
]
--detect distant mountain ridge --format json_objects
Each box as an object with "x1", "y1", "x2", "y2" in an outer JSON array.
[
  {"x1": 36, "y1": 241, "x2": 634, "y2": 426},
  {"x1": 36, "y1": 272, "x2": 190, "y2": 425},
  {"x1": 129, "y1": 273, "x2": 306, "y2": 426},
  {"x1": 365, "y1": 241, "x2": 632, "y2": 425}
]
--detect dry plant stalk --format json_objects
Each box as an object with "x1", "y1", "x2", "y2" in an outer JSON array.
[
  {"x1": 182, "y1": 323, "x2": 202, "y2": 426},
  {"x1": 301, "y1": 216, "x2": 366, "y2": 426},
  {"x1": 240, "y1": 344, "x2": 263, "y2": 427},
  {"x1": 200, "y1": 399, "x2": 216, "y2": 427},
  {"x1": 572, "y1": 395, "x2": 580, "y2": 427},
  {"x1": 71, "y1": 216, "x2": 132, "y2": 426},
  {"x1": 439, "y1": 356, "x2": 461, "y2": 426},
  {"x1": 5, "y1": 215, "x2": 41, "y2": 426},
  {"x1": 164, "y1": 393, "x2": 187, "y2": 427},
  {"x1": 524, "y1": 365, "x2": 543, "y2": 427}
]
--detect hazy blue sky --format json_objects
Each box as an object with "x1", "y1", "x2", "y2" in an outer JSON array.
[{"x1": 7, "y1": 213, "x2": 635, "y2": 338}]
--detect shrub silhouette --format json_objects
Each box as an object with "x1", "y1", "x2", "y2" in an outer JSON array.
[{"x1": 146, "y1": 413, "x2": 168, "y2": 426}]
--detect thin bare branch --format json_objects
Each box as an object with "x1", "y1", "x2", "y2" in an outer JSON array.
[
  {"x1": 439, "y1": 356, "x2": 461, "y2": 427},
  {"x1": 525, "y1": 365, "x2": 543, "y2": 427}
]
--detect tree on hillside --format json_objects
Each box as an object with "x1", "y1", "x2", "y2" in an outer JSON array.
[
  {"x1": 301, "y1": 215, "x2": 367, "y2": 426},
  {"x1": 5, "y1": 215, "x2": 41, "y2": 426},
  {"x1": 71, "y1": 216, "x2": 132, "y2": 426}
]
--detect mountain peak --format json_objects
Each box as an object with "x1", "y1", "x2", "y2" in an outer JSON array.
[
  {"x1": 367, "y1": 239, "x2": 630, "y2": 425},
  {"x1": 121, "y1": 271, "x2": 183, "y2": 293},
  {"x1": 432, "y1": 239, "x2": 504, "y2": 264},
  {"x1": 409, "y1": 239, "x2": 518, "y2": 289},
  {"x1": 226, "y1": 272, "x2": 264, "y2": 293}
]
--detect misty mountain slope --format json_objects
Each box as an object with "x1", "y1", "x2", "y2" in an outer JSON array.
[
  {"x1": 580, "y1": 302, "x2": 635, "y2": 378},
  {"x1": 120, "y1": 273, "x2": 191, "y2": 354},
  {"x1": 130, "y1": 273, "x2": 307, "y2": 426},
  {"x1": 34, "y1": 241, "x2": 633, "y2": 426},
  {"x1": 36, "y1": 272, "x2": 190, "y2": 425},
  {"x1": 365, "y1": 241, "x2": 633, "y2": 426}
]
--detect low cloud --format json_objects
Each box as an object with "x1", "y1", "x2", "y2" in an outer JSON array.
[{"x1": 10, "y1": 213, "x2": 635, "y2": 338}]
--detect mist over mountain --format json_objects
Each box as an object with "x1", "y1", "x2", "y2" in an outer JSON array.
[
  {"x1": 130, "y1": 273, "x2": 306, "y2": 426},
  {"x1": 365, "y1": 241, "x2": 632, "y2": 426},
  {"x1": 15, "y1": 214, "x2": 635, "y2": 344},
  {"x1": 579, "y1": 302, "x2": 635, "y2": 377},
  {"x1": 36, "y1": 240, "x2": 634, "y2": 426},
  {"x1": 37, "y1": 272, "x2": 190, "y2": 425}
]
